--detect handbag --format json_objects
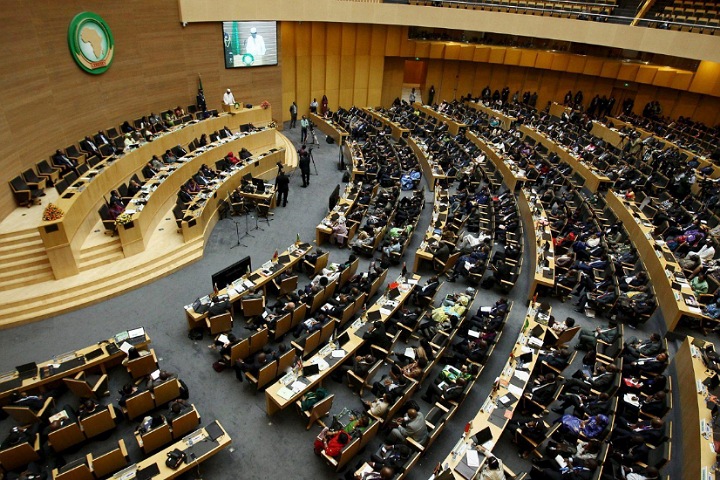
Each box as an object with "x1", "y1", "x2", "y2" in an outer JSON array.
[{"x1": 166, "y1": 449, "x2": 186, "y2": 469}]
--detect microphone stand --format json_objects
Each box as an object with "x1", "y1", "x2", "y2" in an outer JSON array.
[{"x1": 230, "y1": 218, "x2": 247, "y2": 249}]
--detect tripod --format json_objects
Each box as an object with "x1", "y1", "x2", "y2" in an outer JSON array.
[
  {"x1": 308, "y1": 147, "x2": 319, "y2": 175},
  {"x1": 338, "y1": 139, "x2": 346, "y2": 171}
]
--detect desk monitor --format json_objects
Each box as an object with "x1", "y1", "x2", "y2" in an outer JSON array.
[
  {"x1": 303, "y1": 364, "x2": 320, "y2": 377},
  {"x1": 212, "y1": 256, "x2": 252, "y2": 289},
  {"x1": 252, "y1": 178, "x2": 266, "y2": 193},
  {"x1": 16, "y1": 362, "x2": 37, "y2": 379}
]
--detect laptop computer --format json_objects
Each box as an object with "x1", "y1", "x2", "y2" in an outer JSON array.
[
  {"x1": 136, "y1": 462, "x2": 160, "y2": 480},
  {"x1": 278, "y1": 254, "x2": 291, "y2": 264},
  {"x1": 367, "y1": 310, "x2": 382, "y2": 322},
  {"x1": 472, "y1": 426, "x2": 493, "y2": 446},
  {"x1": 303, "y1": 364, "x2": 320, "y2": 376},
  {"x1": 337, "y1": 332, "x2": 351, "y2": 346},
  {"x1": 388, "y1": 287, "x2": 400, "y2": 300},
  {"x1": 16, "y1": 362, "x2": 37, "y2": 379}
]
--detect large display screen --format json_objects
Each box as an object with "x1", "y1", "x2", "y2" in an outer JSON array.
[{"x1": 222, "y1": 21, "x2": 278, "y2": 68}]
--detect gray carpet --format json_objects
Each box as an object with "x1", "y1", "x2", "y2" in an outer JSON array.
[{"x1": 0, "y1": 123, "x2": 680, "y2": 480}]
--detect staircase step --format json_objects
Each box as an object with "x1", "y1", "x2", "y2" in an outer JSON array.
[
  {"x1": 0, "y1": 240, "x2": 204, "y2": 327},
  {"x1": 0, "y1": 269, "x2": 55, "y2": 289},
  {"x1": 79, "y1": 252, "x2": 126, "y2": 272},
  {"x1": 0, "y1": 244, "x2": 48, "y2": 262},
  {"x1": 0, "y1": 256, "x2": 50, "y2": 275},
  {"x1": 0, "y1": 229, "x2": 40, "y2": 243}
]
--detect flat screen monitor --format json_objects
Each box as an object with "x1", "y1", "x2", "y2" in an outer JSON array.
[
  {"x1": 222, "y1": 21, "x2": 278, "y2": 68},
  {"x1": 212, "y1": 256, "x2": 252, "y2": 290}
]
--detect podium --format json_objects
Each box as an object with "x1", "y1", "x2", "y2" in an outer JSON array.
[{"x1": 223, "y1": 103, "x2": 244, "y2": 115}]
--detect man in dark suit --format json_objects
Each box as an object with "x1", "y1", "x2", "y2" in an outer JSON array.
[
  {"x1": 410, "y1": 276, "x2": 440, "y2": 305},
  {"x1": 80, "y1": 136, "x2": 101, "y2": 157},
  {"x1": 564, "y1": 364, "x2": 618, "y2": 395},
  {"x1": 362, "y1": 321, "x2": 391, "y2": 352},
  {"x1": 275, "y1": 171, "x2": 289, "y2": 207},
  {"x1": 421, "y1": 376, "x2": 466, "y2": 404},
  {"x1": 52, "y1": 149, "x2": 79, "y2": 176},
  {"x1": 298, "y1": 145, "x2": 311, "y2": 188},
  {"x1": 622, "y1": 353, "x2": 668, "y2": 377}
]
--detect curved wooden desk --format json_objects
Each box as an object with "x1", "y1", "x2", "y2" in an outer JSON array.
[
  {"x1": 674, "y1": 337, "x2": 717, "y2": 480},
  {"x1": 466, "y1": 131, "x2": 528, "y2": 192},
  {"x1": 117, "y1": 128, "x2": 278, "y2": 255},
  {"x1": 520, "y1": 189, "x2": 555, "y2": 300},
  {"x1": 406, "y1": 136, "x2": 445, "y2": 192},
  {"x1": 520, "y1": 125, "x2": 611, "y2": 193},
  {"x1": 38, "y1": 108, "x2": 272, "y2": 278},
  {"x1": 364, "y1": 108, "x2": 409, "y2": 140},
  {"x1": 437, "y1": 308, "x2": 547, "y2": 478},
  {"x1": 606, "y1": 191, "x2": 704, "y2": 331},
  {"x1": 309, "y1": 113, "x2": 349, "y2": 144},
  {"x1": 416, "y1": 104, "x2": 466, "y2": 135},
  {"x1": 466, "y1": 100, "x2": 516, "y2": 131}
]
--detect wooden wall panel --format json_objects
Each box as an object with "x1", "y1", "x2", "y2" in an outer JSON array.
[
  {"x1": 636, "y1": 66, "x2": 657, "y2": 85},
  {"x1": 566, "y1": 56, "x2": 587, "y2": 74},
  {"x1": 381, "y1": 57, "x2": 404, "y2": 107}
]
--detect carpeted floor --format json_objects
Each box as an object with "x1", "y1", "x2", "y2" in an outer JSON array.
[{"x1": 0, "y1": 122, "x2": 681, "y2": 480}]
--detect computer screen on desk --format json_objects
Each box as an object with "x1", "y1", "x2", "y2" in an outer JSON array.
[{"x1": 212, "y1": 256, "x2": 252, "y2": 290}]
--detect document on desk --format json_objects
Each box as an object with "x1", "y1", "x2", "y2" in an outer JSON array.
[
  {"x1": 119, "y1": 342, "x2": 133, "y2": 355},
  {"x1": 513, "y1": 369, "x2": 530, "y2": 382},
  {"x1": 290, "y1": 380, "x2": 306, "y2": 392},
  {"x1": 506, "y1": 383, "x2": 524, "y2": 398},
  {"x1": 331, "y1": 349, "x2": 345, "y2": 358},
  {"x1": 379, "y1": 308, "x2": 393, "y2": 317}
]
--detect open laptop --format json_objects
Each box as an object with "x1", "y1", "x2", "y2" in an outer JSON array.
[
  {"x1": 367, "y1": 310, "x2": 382, "y2": 322},
  {"x1": 387, "y1": 287, "x2": 401, "y2": 300},
  {"x1": 337, "y1": 332, "x2": 351, "y2": 346}
]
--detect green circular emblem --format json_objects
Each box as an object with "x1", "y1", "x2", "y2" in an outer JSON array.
[
  {"x1": 242, "y1": 53, "x2": 255, "y2": 66},
  {"x1": 68, "y1": 12, "x2": 114, "y2": 75}
]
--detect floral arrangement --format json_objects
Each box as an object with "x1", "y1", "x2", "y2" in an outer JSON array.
[
  {"x1": 42, "y1": 203, "x2": 64, "y2": 221},
  {"x1": 260, "y1": 100, "x2": 271, "y2": 110},
  {"x1": 115, "y1": 213, "x2": 133, "y2": 226}
]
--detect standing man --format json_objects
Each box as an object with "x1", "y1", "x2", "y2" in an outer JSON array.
[
  {"x1": 289, "y1": 102, "x2": 298, "y2": 129},
  {"x1": 298, "y1": 145, "x2": 311, "y2": 188},
  {"x1": 300, "y1": 115, "x2": 309, "y2": 144},
  {"x1": 223, "y1": 89, "x2": 236, "y2": 106},
  {"x1": 428, "y1": 85, "x2": 435, "y2": 105},
  {"x1": 409, "y1": 88, "x2": 416, "y2": 104},
  {"x1": 196, "y1": 89, "x2": 207, "y2": 113},
  {"x1": 275, "y1": 169, "x2": 289, "y2": 207}
]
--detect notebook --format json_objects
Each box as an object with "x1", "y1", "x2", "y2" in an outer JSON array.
[{"x1": 472, "y1": 426, "x2": 493, "y2": 446}]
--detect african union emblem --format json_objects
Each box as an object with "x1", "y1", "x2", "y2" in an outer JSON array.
[{"x1": 67, "y1": 12, "x2": 115, "y2": 75}]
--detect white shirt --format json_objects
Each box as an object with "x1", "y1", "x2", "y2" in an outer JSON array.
[
  {"x1": 223, "y1": 91, "x2": 236, "y2": 106},
  {"x1": 245, "y1": 35, "x2": 266, "y2": 56}
]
